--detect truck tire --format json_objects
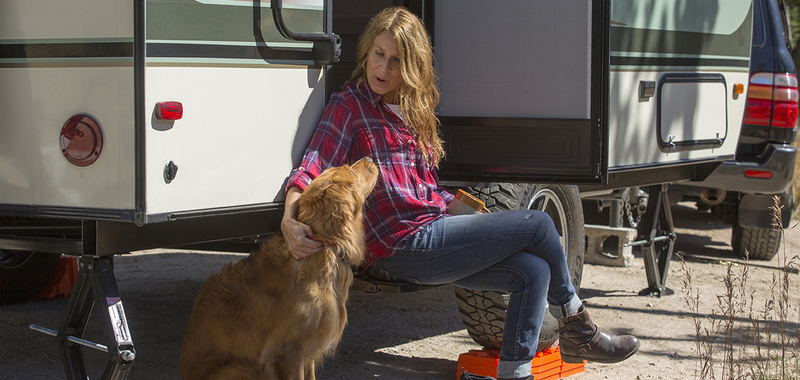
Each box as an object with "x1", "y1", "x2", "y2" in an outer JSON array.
[
  {"x1": 731, "y1": 223, "x2": 780, "y2": 261},
  {"x1": 0, "y1": 251, "x2": 62, "y2": 305},
  {"x1": 454, "y1": 184, "x2": 585, "y2": 352}
]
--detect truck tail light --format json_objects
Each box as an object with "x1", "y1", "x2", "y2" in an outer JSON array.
[
  {"x1": 743, "y1": 73, "x2": 798, "y2": 128},
  {"x1": 745, "y1": 170, "x2": 773, "y2": 179},
  {"x1": 156, "y1": 102, "x2": 183, "y2": 120}
]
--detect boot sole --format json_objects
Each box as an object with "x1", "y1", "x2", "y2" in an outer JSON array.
[{"x1": 560, "y1": 341, "x2": 640, "y2": 364}]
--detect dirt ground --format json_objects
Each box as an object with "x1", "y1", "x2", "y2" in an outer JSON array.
[{"x1": 1, "y1": 202, "x2": 799, "y2": 380}]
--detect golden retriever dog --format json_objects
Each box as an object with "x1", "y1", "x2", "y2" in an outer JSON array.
[{"x1": 179, "y1": 157, "x2": 378, "y2": 380}]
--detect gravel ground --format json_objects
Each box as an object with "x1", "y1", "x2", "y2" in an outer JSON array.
[{"x1": 1, "y1": 201, "x2": 798, "y2": 380}]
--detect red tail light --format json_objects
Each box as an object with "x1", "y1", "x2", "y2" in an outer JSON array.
[
  {"x1": 743, "y1": 73, "x2": 798, "y2": 128},
  {"x1": 745, "y1": 170, "x2": 773, "y2": 179},
  {"x1": 60, "y1": 114, "x2": 104, "y2": 167},
  {"x1": 156, "y1": 102, "x2": 183, "y2": 120}
]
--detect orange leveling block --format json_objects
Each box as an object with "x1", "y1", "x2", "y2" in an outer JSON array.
[
  {"x1": 456, "y1": 347, "x2": 585, "y2": 380},
  {"x1": 35, "y1": 255, "x2": 79, "y2": 300}
]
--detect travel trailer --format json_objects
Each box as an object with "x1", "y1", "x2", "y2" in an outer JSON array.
[{"x1": 0, "y1": 1, "x2": 754, "y2": 378}]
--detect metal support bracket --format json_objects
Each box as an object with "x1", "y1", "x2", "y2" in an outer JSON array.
[
  {"x1": 352, "y1": 274, "x2": 440, "y2": 294},
  {"x1": 636, "y1": 184, "x2": 677, "y2": 297},
  {"x1": 57, "y1": 256, "x2": 135, "y2": 380}
]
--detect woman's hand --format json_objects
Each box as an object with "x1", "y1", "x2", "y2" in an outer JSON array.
[
  {"x1": 281, "y1": 217, "x2": 323, "y2": 260},
  {"x1": 282, "y1": 187, "x2": 323, "y2": 260}
]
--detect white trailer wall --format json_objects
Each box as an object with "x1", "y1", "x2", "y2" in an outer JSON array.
[{"x1": 0, "y1": 0, "x2": 136, "y2": 211}]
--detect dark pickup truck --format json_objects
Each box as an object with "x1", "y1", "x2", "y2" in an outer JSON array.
[{"x1": 669, "y1": 0, "x2": 798, "y2": 260}]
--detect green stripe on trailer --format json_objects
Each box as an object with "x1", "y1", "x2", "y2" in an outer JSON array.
[
  {"x1": 194, "y1": 0, "x2": 323, "y2": 11},
  {"x1": 145, "y1": 0, "x2": 323, "y2": 47}
]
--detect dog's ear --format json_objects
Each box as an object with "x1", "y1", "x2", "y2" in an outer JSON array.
[
  {"x1": 303, "y1": 181, "x2": 357, "y2": 227},
  {"x1": 301, "y1": 174, "x2": 362, "y2": 235},
  {"x1": 297, "y1": 181, "x2": 332, "y2": 221},
  {"x1": 300, "y1": 181, "x2": 332, "y2": 205}
]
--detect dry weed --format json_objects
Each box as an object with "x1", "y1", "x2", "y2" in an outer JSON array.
[{"x1": 682, "y1": 196, "x2": 799, "y2": 380}]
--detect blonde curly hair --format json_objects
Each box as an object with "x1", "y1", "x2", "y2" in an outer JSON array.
[{"x1": 350, "y1": 7, "x2": 444, "y2": 167}]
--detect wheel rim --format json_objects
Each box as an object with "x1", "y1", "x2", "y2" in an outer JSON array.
[
  {"x1": 526, "y1": 187, "x2": 572, "y2": 350},
  {"x1": 526, "y1": 188, "x2": 569, "y2": 254},
  {"x1": 0, "y1": 251, "x2": 35, "y2": 270}
]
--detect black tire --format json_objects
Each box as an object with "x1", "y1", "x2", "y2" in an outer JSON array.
[
  {"x1": 731, "y1": 223, "x2": 780, "y2": 261},
  {"x1": 454, "y1": 288, "x2": 508, "y2": 350},
  {"x1": 454, "y1": 183, "x2": 585, "y2": 352},
  {"x1": 0, "y1": 251, "x2": 62, "y2": 305}
]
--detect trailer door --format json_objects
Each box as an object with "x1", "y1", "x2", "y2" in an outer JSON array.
[
  {"x1": 432, "y1": 1, "x2": 606, "y2": 184},
  {"x1": 330, "y1": 1, "x2": 607, "y2": 184}
]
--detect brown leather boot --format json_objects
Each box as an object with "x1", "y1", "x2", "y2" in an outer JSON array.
[{"x1": 556, "y1": 306, "x2": 639, "y2": 364}]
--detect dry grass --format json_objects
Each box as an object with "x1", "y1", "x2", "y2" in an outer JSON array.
[{"x1": 682, "y1": 196, "x2": 800, "y2": 380}]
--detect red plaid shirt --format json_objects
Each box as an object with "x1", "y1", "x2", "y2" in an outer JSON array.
[{"x1": 286, "y1": 80, "x2": 454, "y2": 265}]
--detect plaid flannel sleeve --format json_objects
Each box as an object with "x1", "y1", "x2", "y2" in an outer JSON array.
[{"x1": 285, "y1": 95, "x2": 354, "y2": 193}]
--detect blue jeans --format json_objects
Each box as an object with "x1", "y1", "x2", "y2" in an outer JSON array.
[{"x1": 368, "y1": 210, "x2": 582, "y2": 378}]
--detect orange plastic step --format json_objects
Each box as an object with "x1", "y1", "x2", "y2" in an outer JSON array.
[
  {"x1": 456, "y1": 346, "x2": 585, "y2": 380},
  {"x1": 35, "y1": 256, "x2": 79, "y2": 300}
]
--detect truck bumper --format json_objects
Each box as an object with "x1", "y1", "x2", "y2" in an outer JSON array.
[{"x1": 679, "y1": 143, "x2": 796, "y2": 194}]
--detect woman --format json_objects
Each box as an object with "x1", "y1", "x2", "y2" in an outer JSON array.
[{"x1": 282, "y1": 7, "x2": 638, "y2": 380}]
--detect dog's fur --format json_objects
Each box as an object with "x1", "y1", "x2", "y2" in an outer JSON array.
[{"x1": 179, "y1": 157, "x2": 378, "y2": 380}]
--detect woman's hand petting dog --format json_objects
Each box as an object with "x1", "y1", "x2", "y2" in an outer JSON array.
[
  {"x1": 281, "y1": 217, "x2": 322, "y2": 261},
  {"x1": 282, "y1": 187, "x2": 323, "y2": 260}
]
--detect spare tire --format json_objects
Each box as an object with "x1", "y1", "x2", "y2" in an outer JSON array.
[
  {"x1": 0, "y1": 251, "x2": 62, "y2": 305},
  {"x1": 454, "y1": 183, "x2": 585, "y2": 352}
]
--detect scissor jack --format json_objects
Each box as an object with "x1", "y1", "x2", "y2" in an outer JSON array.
[
  {"x1": 30, "y1": 255, "x2": 135, "y2": 380},
  {"x1": 625, "y1": 184, "x2": 677, "y2": 297}
]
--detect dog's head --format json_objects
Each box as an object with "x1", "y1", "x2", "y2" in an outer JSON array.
[{"x1": 296, "y1": 157, "x2": 378, "y2": 267}]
